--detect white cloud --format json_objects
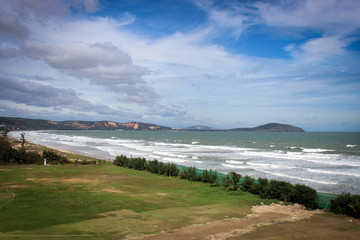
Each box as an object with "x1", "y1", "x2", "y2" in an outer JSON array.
[
  {"x1": 22, "y1": 41, "x2": 159, "y2": 105},
  {"x1": 194, "y1": 0, "x2": 255, "y2": 39},
  {"x1": 256, "y1": 0, "x2": 360, "y2": 34},
  {"x1": 285, "y1": 35, "x2": 351, "y2": 63}
]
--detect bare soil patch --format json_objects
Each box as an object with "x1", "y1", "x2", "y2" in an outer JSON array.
[
  {"x1": 139, "y1": 203, "x2": 322, "y2": 240},
  {"x1": 26, "y1": 177, "x2": 99, "y2": 184},
  {"x1": 101, "y1": 188, "x2": 126, "y2": 194},
  {"x1": 101, "y1": 174, "x2": 127, "y2": 180}
]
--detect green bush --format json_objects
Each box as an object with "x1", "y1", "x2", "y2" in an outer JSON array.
[
  {"x1": 131, "y1": 157, "x2": 147, "y2": 170},
  {"x1": 43, "y1": 150, "x2": 69, "y2": 165},
  {"x1": 250, "y1": 177, "x2": 269, "y2": 195},
  {"x1": 147, "y1": 159, "x2": 160, "y2": 174},
  {"x1": 181, "y1": 167, "x2": 201, "y2": 181},
  {"x1": 223, "y1": 172, "x2": 241, "y2": 191},
  {"x1": 241, "y1": 175, "x2": 255, "y2": 192},
  {"x1": 114, "y1": 155, "x2": 129, "y2": 167},
  {"x1": 291, "y1": 184, "x2": 317, "y2": 209},
  {"x1": 202, "y1": 169, "x2": 218, "y2": 184},
  {"x1": 331, "y1": 193, "x2": 360, "y2": 218},
  {"x1": 0, "y1": 137, "x2": 14, "y2": 163},
  {"x1": 1, "y1": 137, "x2": 42, "y2": 164},
  {"x1": 262, "y1": 180, "x2": 293, "y2": 201}
]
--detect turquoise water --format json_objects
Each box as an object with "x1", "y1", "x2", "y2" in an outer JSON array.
[{"x1": 11, "y1": 131, "x2": 360, "y2": 194}]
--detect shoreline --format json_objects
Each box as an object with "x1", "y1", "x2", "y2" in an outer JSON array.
[
  {"x1": 7, "y1": 135, "x2": 337, "y2": 209},
  {"x1": 6, "y1": 133, "x2": 346, "y2": 198}
]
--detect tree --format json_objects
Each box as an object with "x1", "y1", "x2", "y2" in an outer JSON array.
[
  {"x1": 241, "y1": 175, "x2": 255, "y2": 192},
  {"x1": 20, "y1": 133, "x2": 26, "y2": 149},
  {"x1": 42, "y1": 150, "x2": 68, "y2": 165},
  {"x1": 223, "y1": 172, "x2": 241, "y2": 191},
  {"x1": 291, "y1": 184, "x2": 317, "y2": 210}
]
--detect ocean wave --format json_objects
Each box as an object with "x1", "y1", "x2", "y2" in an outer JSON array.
[
  {"x1": 222, "y1": 163, "x2": 253, "y2": 170},
  {"x1": 347, "y1": 144, "x2": 358, "y2": 148},
  {"x1": 307, "y1": 169, "x2": 360, "y2": 178},
  {"x1": 257, "y1": 169, "x2": 337, "y2": 185},
  {"x1": 301, "y1": 148, "x2": 336, "y2": 153}
]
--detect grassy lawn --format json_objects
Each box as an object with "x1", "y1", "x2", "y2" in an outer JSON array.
[{"x1": 0, "y1": 164, "x2": 265, "y2": 239}]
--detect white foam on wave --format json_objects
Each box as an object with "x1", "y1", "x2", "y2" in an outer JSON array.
[
  {"x1": 247, "y1": 162, "x2": 295, "y2": 169},
  {"x1": 257, "y1": 169, "x2": 337, "y2": 185},
  {"x1": 302, "y1": 148, "x2": 335, "y2": 153},
  {"x1": 226, "y1": 160, "x2": 245, "y2": 165},
  {"x1": 307, "y1": 169, "x2": 360, "y2": 178},
  {"x1": 287, "y1": 146, "x2": 301, "y2": 149},
  {"x1": 222, "y1": 163, "x2": 253, "y2": 170},
  {"x1": 347, "y1": 144, "x2": 358, "y2": 148}
]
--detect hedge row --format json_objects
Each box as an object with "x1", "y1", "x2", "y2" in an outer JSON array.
[
  {"x1": 114, "y1": 155, "x2": 179, "y2": 177},
  {"x1": 113, "y1": 154, "x2": 318, "y2": 209}
]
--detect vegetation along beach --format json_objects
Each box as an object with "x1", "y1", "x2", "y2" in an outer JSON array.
[{"x1": 1, "y1": 0, "x2": 360, "y2": 239}]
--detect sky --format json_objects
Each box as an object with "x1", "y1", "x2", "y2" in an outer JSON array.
[{"x1": 0, "y1": 0, "x2": 360, "y2": 132}]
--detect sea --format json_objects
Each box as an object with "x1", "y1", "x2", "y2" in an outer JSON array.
[{"x1": 9, "y1": 130, "x2": 360, "y2": 195}]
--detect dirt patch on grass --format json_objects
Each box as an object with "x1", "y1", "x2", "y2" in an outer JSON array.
[
  {"x1": 156, "y1": 192, "x2": 168, "y2": 196},
  {"x1": 62, "y1": 178, "x2": 99, "y2": 184},
  {"x1": 8, "y1": 184, "x2": 28, "y2": 189},
  {"x1": 101, "y1": 188, "x2": 126, "y2": 194},
  {"x1": 251, "y1": 203, "x2": 322, "y2": 222},
  {"x1": 26, "y1": 177, "x2": 99, "y2": 184},
  {"x1": 139, "y1": 203, "x2": 323, "y2": 240},
  {"x1": 101, "y1": 174, "x2": 127, "y2": 180}
]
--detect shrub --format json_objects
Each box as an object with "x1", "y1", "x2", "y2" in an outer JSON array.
[
  {"x1": 114, "y1": 155, "x2": 129, "y2": 167},
  {"x1": 43, "y1": 150, "x2": 69, "y2": 165},
  {"x1": 0, "y1": 137, "x2": 13, "y2": 163},
  {"x1": 262, "y1": 180, "x2": 293, "y2": 201},
  {"x1": 291, "y1": 184, "x2": 317, "y2": 209},
  {"x1": 331, "y1": 193, "x2": 360, "y2": 218},
  {"x1": 147, "y1": 159, "x2": 160, "y2": 174},
  {"x1": 250, "y1": 177, "x2": 269, "y2": 195},
  {"x1": 131, "y1": 157, "x2": 147, "y2": 170},
  {"x1": 241, "y1": 175, "x2": 255, "y2": 192},
  {"x1": 222, "y1": 174, "x2": 232, "y2": 189},
  {"x1": 181, "y1": 167, "x2": 201, "y2": 181},
  {"x1": 167, "y1": 163, "x2": 179, "y2": 177},
  {"x1": 223, "y1": 172, "x2": 241, "y2": 191}
]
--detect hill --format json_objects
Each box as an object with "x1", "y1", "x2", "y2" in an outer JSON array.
[
  {"x1": 0, "y1": 116, "x2": 171, "y2": 131},
  {"x1": 0, "y1": 116, "x2": 305, "y2": 132},
  {"x1": 231, "y1": 123, "x2": 305, "y2": 132},
  {"x1": 183, "y1": 125, "x2": 215, "y2": 131}
]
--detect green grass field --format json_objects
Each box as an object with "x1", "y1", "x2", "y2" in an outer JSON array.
[{"x1": 0, "y1": 164, "x2": 267, "y2": 239}]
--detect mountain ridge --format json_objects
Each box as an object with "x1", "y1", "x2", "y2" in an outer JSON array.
[{"x1": 0, "y1": 116, "x2": 305, "y2": 132}]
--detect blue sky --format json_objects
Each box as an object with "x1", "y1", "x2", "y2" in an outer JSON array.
[{"x1": 0, "y1": 0, "x2": 360, "y2": 131}]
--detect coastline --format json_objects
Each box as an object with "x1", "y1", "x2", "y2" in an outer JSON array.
[
  {"x1": 8, "y1": 130, "x2": 360, "y2": 195},
  {"x1": 7, "y1": 134, "x2": 337, "y2": 209}
]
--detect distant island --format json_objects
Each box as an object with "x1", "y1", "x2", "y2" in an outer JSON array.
[
  {"x1": 0, "y1": 116, "x2": 305, "y2": 132},
  {"x1": 183, "y1": 125, "x2": 216, "y2": 131},
  {"x1": 230, "y1": 123, "x2": 305, "y2": 132}
]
